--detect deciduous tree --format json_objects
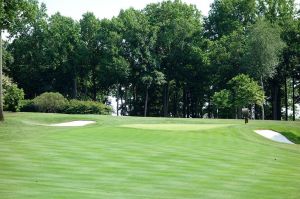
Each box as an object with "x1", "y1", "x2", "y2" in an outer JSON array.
[
  {"x1": 243, "y1": 19, "x2": 285, "y2": 119},
  {"x1": 0, "y1": 0, "x2": 38, "y2": 121}
]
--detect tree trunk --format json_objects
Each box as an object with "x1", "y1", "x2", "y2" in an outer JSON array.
[
  {"x1": 133, "y1": 85, "x2": 137, "y2": 115},
  {"x1": 187, "y1": 89, "x2": 190, "y2": 118},
  {"x1": 116, "y1": 85, "x2": 119, "y2": 116},
  {"x1": 0, "y1": 30, "x2": 4, "y2": 121},
  {"x1": 173, "y1": 80, "x2": 179, "y2": 117},
  {"x1": 271, "y1": 81, "x2": 281, "y2": 120},
  {"x1": 292, "y1": 76, "x2": 295, "y2": 121},
  {"x1": 124, "y1": 86, "x2": 128, "y2": 115},
  {"x1": 92, "y1": 68, "x2": 97, "y2": 101},
  {"x1": 200, "y1": 102, "x2": 204, "y2": 118},
  {"x1": 120, "y1": 86, "x2": 123, "y2": 116},
  {"x1": 195, "y1": 97, "x2": 199, "y2": 118},
  {"x1": 208, "y1": 95, "x2": 211, "y2": 118},
  {"x1": 254, "y1": 104, "x2": 259, "y2": 119},
  {"x1": 129, "y1": 86, "x2": 133, "y2": 114},
  {"x1": 284, "y1": 76, "x2": 288, "y2": 121},
  {"x1": 183, "y1": 87, "x2": 187, "y2": 118},
  {"x1": 73, "y1": 77, "x2": 77, "y2": 99},
  {"x1": 260, "y1": 76, "x2": 265, "y2": 120},
  {"x1": 144, "y1": 86, "x2": 149, "y2": 117},
  {"x1": 163, "y1": 82, "x2": 169, "y2": 117},
  {"x1": 84, "y1": 79, "x2": 88, "y2": 96}
]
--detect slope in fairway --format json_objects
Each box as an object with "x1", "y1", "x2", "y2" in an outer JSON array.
[
  {"x1": 122, "y1": 123, "x2": 234, "y2": 131},
  {"x1": 0, "y1": 112, "x2": 300, "y2": 199}
]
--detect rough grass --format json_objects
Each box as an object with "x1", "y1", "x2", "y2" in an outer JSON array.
[{"x1": 0, "y1": 112, "x2": 300, "y2": 199}]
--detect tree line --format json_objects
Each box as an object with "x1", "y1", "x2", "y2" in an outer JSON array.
[{"x1": 1, "y1": 0, "x2": 300, "y2": 120}]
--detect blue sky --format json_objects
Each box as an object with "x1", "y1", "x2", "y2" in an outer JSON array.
[{"x1": 40, "y1": 0, "x2": 215, "y2": 20}]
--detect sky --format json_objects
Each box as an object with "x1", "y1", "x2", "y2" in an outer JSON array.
[{"x1": 40, "y1": 0, "x2": 215, "y2": 20}]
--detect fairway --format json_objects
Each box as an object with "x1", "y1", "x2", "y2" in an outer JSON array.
[{"x1": 0, "y1": 113, "x2": 300, "y2": 199}]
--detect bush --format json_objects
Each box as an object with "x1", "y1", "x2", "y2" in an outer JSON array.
[
  {"x1": 2, "y1": 75, "x2": 25, "y2": 112},
  {"x1": 20, "y1": 92, "x2": 112, "y2": 115},
  {"x1": 33, "y1": 92, "x2": 67, "y2": 113},
  {"x1": 3, "y1": 84, "x2": 25, "y2": 112},
  {"x1": 20, "y1": 99, "x2": 36, "y2": 112},
  {"x1": 63, "y1": 100, "x2": 112, "y2": 115}
]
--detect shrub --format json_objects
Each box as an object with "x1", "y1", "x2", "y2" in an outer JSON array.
[
  {"x1": 20, "y1": 92, "x2": 112, "y2": 115},
  {"x1": 3, "y1": 84, "x2": 25, "y2": 112},
  {"x1": 20, "y1": 99, "x2": 36, "y2": 112},
  {"x1": 2, "y1": 75, "x2": 24, "y2": 112},
  {"x1": 33, "y1": 92, "x2": 67, "y2": 113},
  {"x1": 63, "y1": 100, "x2": 112, "y2": 115}
]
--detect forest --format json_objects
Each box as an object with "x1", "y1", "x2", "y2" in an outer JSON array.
[{"x1": 1, "y1": 0, "x2": 300, "y2": 120}]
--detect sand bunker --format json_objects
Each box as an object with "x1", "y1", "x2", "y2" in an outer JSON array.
[
  {"x1": 49, "y1": 121, "x2": 96, "y2": 127},
  {"x1": 254, "y1": 130, "x2": 294, "y2": 144}
]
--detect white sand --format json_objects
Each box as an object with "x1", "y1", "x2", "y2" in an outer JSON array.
[
  {"x1": 49, "y1": 121, "x2": 96, "y2": 127},
  {"x1": 254, "y1": 130, "x2": 294, "y2": 144}
]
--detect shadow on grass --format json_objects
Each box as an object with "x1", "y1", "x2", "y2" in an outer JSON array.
[{"x1": 280, "y1": 132, "x2": 300, "y2": 144}]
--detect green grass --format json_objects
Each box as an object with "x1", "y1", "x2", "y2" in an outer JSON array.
[
  {"x1": 122, "y1": 123, "x2": 234, "y2": 131},
  {"x1": 0, "y1": 112, "x2": 300, "y2": 199}
]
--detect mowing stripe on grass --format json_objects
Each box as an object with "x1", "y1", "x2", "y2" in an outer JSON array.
[{"x1": 0, "y1": 113, "x2": 299, "y2": 199}]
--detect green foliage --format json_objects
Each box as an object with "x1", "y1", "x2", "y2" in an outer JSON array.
[
  {"x1": 3, "y1": 0, "x2": 299, "y2": 119},
  {"x1": 256, "y1": 0, "x2": 295, "y2": 24},
  {"x1": 228, "y1": 74, "x2": 265, "y2": 107},
  {"x1": 213, "y1": 74, "x2": 265, "y2": 118},
  {"x1": 5, "y1": 3, "x2": 51, "y2": 99},
  {"x1": 47, "y1": 13, "x2": 82, "y2": 97},
  {"x1": 63, "y1": 100, "x2": 112, "y2": 115},
  {"x1": 212, "y1": 89, "x2": 231, "y2": 108},
  {"x1": 20, "y1": 99, "x2": 36, "y2": 112},
  {"x1": 208, "y1": 29, "x2": 246, "y2": 87},
  {"x1": 33, "y1": 92, "x2": 67, "y2": 113},
  {"x1": 2, "y1": 74, "x2": 24, "y2": 112},
  {"x1": 205, "y1": 0, "x2": 256, "y2": 38},
  {"x1": 3, "y1": 84, "x2": 24, "y2": 112},
  {"x1": 21, "y1": 97, "x2": 112, "y2": 115},
  {"x1": 2, "y1": 74, "x2": 13, "y2": 90},
  {"x1": 0, "y1": 0, "x2": 39, "y2": 33},
  {"x1": 243, "y1": 19, "x2": 286, "y2": 80}
]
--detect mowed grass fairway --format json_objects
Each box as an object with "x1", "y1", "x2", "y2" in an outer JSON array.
[{"x1": 0, "y1": 113, "x2": 300, "y2": 199}]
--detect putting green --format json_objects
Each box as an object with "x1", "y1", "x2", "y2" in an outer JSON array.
[{"x1": 121, "y1": 123, "x2": 234, "y2": 131}]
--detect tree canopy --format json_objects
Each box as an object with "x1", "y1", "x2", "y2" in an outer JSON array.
[
  {"x1": 0, "y1": 0, "x2": 39, "y2": 121},
  {"x1": 2, "y1": 0, "x2": 300, "y2": 120}
]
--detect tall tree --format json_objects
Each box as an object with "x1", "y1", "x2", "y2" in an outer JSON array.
[
  {"x1": 145, "y1": 0, "x2": 203, "y2": 116},
  {"x1": 116, "y1": 8, "x2": 162, "y2": 116},
  {"x1": 205, "y1": 0, "x2": 256, "y2": 39},
  {"x1": 212, "y1": 74, "x2": 265, "y2": 119},
  {"x1": 257, "y1": 0, "x2": 296, "y2": 120},
  {"x1": 7, "y1": 3, "x2": 49, "y2": 98},
  {"x1": 0, "y1": 0, "x2": 38, "y2": 121},
  {"x1": 48, "y1": 13, "x2": 81, "y2": 98},
  {"x1": 243, "y1": 19, "x2": 285, "y2": 119},
  {"x1": 96, "y1": 17, "x2": 130, "y2": 107},
  {"x1": 228, "y1": 74, "x2": 265, "y2": 118},
  {"x1": 80, "y1": 12, "x2": 100, "y2": 100}
]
